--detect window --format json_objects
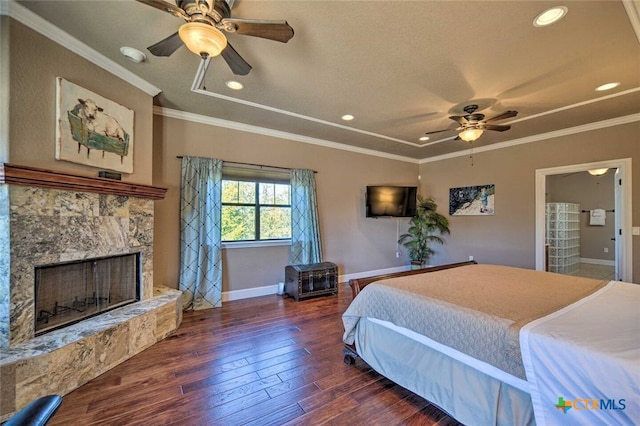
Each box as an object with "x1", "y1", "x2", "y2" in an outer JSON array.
[{"x1": 221, "y1": 179, "x2": 291, "y2": 242}]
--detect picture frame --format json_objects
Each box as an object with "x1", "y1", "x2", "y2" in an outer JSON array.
[
  {"x1": 449, "y1": 184, "x2": 495, "y2": 216},
  {"x1": 55, "y1": 77, "x2": 134, "y2": 173}
]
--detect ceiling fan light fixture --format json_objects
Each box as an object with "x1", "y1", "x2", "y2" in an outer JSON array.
[
  {"x1": 179, "y1": 22, "x2": 227, "y2": 57},
  {"x1": 459, "y1": 128, "x2": 484, "y2": 142},
  {"x1": 588, "y1": 168, "x2": 609, "y2": 176}
]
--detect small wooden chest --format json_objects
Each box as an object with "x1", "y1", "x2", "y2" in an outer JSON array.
[{"x1": 284, "y1": 262, "x2": 338, "y2": 301}]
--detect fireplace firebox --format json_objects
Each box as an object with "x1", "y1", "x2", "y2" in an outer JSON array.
[{"x1": 34, "y1": 253, "x2": 141, "y2": 335}]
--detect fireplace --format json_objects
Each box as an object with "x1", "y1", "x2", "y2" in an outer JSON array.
[
  {"x1": 34, "y1": 253, "x2": 141, "y2": 335},
  {"x1": 0, "y1": 165, "x2": 181, "y2": 422}
]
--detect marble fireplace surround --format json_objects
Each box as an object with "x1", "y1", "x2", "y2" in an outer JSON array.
[{"x1": 0, "y1": 164, "x2": 182, "y2": 420}]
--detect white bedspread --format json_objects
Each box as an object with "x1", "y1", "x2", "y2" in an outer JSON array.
[{"x1": 520, "y1": 281, "x2": 640, "y2": 426}]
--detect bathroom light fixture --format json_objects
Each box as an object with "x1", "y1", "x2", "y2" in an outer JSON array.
[
  {"x1": 458, "y1": 128, "x2": 484, "y2": 142},
  {"x1": 534, "y1": 6, "x2": 568, "y2": 27},
  {"x1": 419, "y1": 136, "x2": 430, "y2": 141},
  {"x1": 588, "y1": 168, "x2": 608, "y2": 176},
  {"x1": 341, "y1": 114, "x2": 354, "y2": 121},
  {"x1": 179, "y1": 22, "x2": 227, "y2": 57}
]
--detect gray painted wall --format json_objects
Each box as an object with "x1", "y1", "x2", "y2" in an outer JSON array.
[{"x1": 419, "y1": 123, "x2": 639, "y2": 283}]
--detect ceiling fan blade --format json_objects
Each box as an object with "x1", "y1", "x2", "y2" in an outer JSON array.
[
  {"x1": 220, "y1": 18, "x2": 294, "y2": 43},
  {"x1": 424, "y1": 127, "x2": 456, "y2": 135},
  {"x1": 448, "y1": 115, "x2": 467, "y2": 125},
  {"x1": 480, "y1": 124, "x2": 512, "y2": 132},
  {"x1": 135, "y1": 0, "x2": 188, "y2": 20},
  {"x1": 221, "y1": 42, "x2": 252, "y2": 75},
  {"x1": 484, "y1": 110, "x2": 518, "y2": 123},
  {"x1": 148, "y1": 32, "x2": 184, "y2": 57}
]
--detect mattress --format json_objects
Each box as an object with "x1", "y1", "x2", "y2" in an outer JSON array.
[{"x1": 343, "y1": 264, "x2": 606, "y2": 379}]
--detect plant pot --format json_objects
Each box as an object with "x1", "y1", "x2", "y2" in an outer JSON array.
[{"x1": 410, "y1": 261, "x2": 423, "y2": 270}]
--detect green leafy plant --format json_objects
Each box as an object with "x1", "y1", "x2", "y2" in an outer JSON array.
[{"x1": 398, "y1": 196, "x2": 450, "y2": 266}]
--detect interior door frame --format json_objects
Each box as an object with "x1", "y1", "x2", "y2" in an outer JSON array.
[{"x1": 535, "y1": 158, "x2": 632, "y2": 281}]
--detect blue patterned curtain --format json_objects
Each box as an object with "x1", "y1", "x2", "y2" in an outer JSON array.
[
  {"x1": 179, "y1": 156, "x2": 223, "y2": 309},
  {"x1": 290, "y1": 169, "x2": 323, "y2": 265}
]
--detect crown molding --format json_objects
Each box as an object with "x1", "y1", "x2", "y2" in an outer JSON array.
[
  {"x1": 154, "y1": 106, "x2": 420, "y2": 164},
  {"x1": 4, "y1": 0, "x2": 161, "y2": 97},
  {"x1": 420, "y1": 113, "x2": 640, "y2": 164},
  {"x1": 623, "y1": 0, "x2": 640, "y2": 44},
  {"x1": 155, "y1": 106, "x2": 639, "y2": 166}
]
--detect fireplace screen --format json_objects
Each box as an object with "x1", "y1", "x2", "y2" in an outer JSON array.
[{"x1": 34, "y1": 253, "x2": 141, "y2": 335}]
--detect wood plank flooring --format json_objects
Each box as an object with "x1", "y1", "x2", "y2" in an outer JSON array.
[{"x1": 48, "y1": 283, "x2": 462, "y2": 425}]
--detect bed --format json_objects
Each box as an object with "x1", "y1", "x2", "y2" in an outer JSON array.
[{"x1": 341, "y1": 261, "x2": 639, "y2": 425}]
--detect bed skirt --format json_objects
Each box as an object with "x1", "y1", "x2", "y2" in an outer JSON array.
[{"x1": 355, "y1": 317, "x2": 535, "y2": 425}]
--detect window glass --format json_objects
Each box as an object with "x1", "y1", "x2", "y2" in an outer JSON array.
[
  {"x1": 238, "y1": 181, "x2": 255, "y2": 204},
  {"x1": 222, "y1": 206, "x2": 255, "y2": 241},
  {"x1": 260, "y1": 207, "x2": 292, "y2": 239},
  {"x1": 222, "y1": 179, "x2": 291, "y2": 242},
  {"x1": 274, "y1": 184, "x2": 290, "y2": 205}
]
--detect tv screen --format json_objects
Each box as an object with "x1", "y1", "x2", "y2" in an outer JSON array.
[{"x1": 366, "y1": 186, "x2": 417, "y2": 218}]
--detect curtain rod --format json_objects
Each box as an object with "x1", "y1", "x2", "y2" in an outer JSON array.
[{"x1": 176, "y1": 156, "x2": 317, "y2": 173}]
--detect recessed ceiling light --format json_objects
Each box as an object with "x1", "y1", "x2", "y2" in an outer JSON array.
[
  {"x1": 419, "y1": 136, "x2": 430, "y2": 141},
  {"x1": 225, "y1": 80, "x2": 244, "y2": 90},
  {"x1": 341, "y1": 114, "x2": 354, "y2": 121},
  {"x1": 595, "y1": 82, "x2": 620, "y2": 91},
  {"x1": 120, "y1": 46, "x2": 146, "y2": 63},
  {"x1": 533, "y1": 6, "x2": 568, "y2": 27}
]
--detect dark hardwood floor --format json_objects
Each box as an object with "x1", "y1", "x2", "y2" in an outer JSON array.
[{"x1": 48, "y1": 283, "x2": 462, "y2": 425}]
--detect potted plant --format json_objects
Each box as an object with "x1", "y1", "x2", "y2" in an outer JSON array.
[{"x1": 398, "y1": 196, "x2": 450, "y2": 268}]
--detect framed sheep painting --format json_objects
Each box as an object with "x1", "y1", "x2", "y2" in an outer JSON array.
[{"x1": 55, "y1": 77, "x2": 134, "y2": 173}]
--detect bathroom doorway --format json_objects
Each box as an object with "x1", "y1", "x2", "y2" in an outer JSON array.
[
  {"x1": 546, "y1": 171, "x2": 615, "y2": 280},
  {"x1": 535, "y1": 158, "x2": 632, "y2": 282}
]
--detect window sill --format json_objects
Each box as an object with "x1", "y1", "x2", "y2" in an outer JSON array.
[{"x1": 222, "y1": 240, "x2": 291, "y2": 250}]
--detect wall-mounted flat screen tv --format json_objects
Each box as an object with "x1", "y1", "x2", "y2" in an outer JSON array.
[{"x1": 366, "y1": 186, "x2": 418, "y2": 218}]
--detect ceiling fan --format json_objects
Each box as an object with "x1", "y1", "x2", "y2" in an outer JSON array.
[
  {"x1": 136, "y1": 0, "x2": 294, "y2": 75},
  {"x1": 425, "y1": 105, "x2": 518, "y2": 142}
]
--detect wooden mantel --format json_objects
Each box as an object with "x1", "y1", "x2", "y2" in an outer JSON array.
[{"x1": 0, "y1": 163, "x2": 167, "y2": 200}]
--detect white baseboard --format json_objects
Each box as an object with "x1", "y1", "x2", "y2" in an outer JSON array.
[
  {"x1": 222, "y1": 284, "x2": 280, "y2": 302},
  {"x1": 580, "y1": 258, "x2": 615, "y2": 266},
  {"x1": 221, "y1": 265, "x2": 412, "y2": 302},
  {"x1": 339, "y1": 265, "x2": 411, "y2": 283}
]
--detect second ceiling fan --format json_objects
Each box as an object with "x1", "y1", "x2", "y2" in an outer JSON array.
[
  {"x1": 425, "y1": 104, "x2": 518, "y2": 142},
  {"x1": 137, "y1": 0, "x2": 294, "y2": 75}
]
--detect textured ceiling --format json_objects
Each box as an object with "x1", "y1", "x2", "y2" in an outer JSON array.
[{"x1": 13, "y1": 0, "x2": 640, "y2": 161}]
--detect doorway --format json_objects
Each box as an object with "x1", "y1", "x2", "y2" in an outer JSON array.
[
  {"x1": 546, "y1": 171, "x2": 615, "y2": 280},
  {"x1": 535, "y1": 158, "x2": 632, "y2": 282}
]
